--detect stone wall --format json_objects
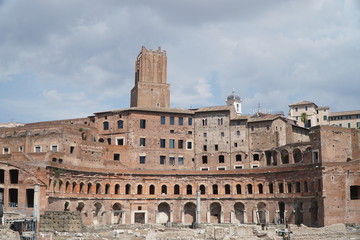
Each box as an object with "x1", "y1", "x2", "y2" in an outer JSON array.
[{"x1": 40, "y1": 211, "x2": 83, "y2": 232}]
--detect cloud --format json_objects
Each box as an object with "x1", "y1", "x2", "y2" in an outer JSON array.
[{"x1": 0, "y1": 0, "x2": 359, "y2": 123}]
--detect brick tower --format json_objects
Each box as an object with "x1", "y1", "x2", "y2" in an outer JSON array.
[{"x1": 130, "y1": 46, "x2": 170, "y2": 108}]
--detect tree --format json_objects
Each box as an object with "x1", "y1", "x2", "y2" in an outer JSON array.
[{"x1": 300, "y1": 113, "x2": 308, "y2": 127}]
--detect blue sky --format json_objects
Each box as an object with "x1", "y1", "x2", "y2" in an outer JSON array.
[{"x1": 0, "y1": 0, "x2": 359, "y2": 123}]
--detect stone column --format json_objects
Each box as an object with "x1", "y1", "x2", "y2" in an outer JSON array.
[
  {"x1": 196, "y1": 191, "x2": 201, "y2": 224},
  {"x1": 244, "y1": 210, "x2": 248, "y2": 223},
  {"x1": 34, "y1": 184, "x2": 40, "y2": 223}
]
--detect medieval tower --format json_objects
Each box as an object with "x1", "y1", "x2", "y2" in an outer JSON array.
[{"x1": 130, "y1": 46, "x2": 170, "y2": 108}]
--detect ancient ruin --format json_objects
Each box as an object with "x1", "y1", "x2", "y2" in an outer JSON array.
[{"x1": 0, "y1": 47, "x2": 359, "y2": 239}]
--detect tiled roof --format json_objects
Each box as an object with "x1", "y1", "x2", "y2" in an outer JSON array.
[
  {"x1": 95, "y1": 107, "x2": 195, "y2": 115},
  {"x1": 330, "y1": 110, "x2": 360, "y2": 117},
  {"x1": 289, "y1": 100, "x2": 317, "y2": 107},
  {"x1": 194, "y1": 105, "x2": 233, "y2": 113}
]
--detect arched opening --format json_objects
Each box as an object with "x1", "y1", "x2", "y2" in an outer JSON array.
[
  {"x1": 87, "y1": 183, "x2": 92, "y2": 194},
  {"x1": 236, "y1": 184, "x2": 242, "y2": 194},
  {"x1": 186, "y1": 185, "x2": 192, "y2": 195},
  {"x1": 114, "y1": 184, "x2": 120, "y2": 194},
  {"x1": 79, "y1": 182, "x2": 84, "y2": 193},
  {"x1": 107, "y1": 138, "x2": 111, "y2": 145},
  {"x1": 278, "y1": 202, "x2": 285, "y2": 224},
  {"x1": 183, "y1": 202, "x2": 196, "y2": 223},
  {"x1": 256, "y1": 202, "x2": 267, "y2": 224},
  {"x1": 293, "y1": 148, "x2": 302, "y2": 163},
  {"x1": 294, "y1": 201, "x2": 303, "y2": 225},
  {"x1": 64, "y1": 201, "x2": 70, "y2": 211},
  {"x1": 96, "y1": 183, "x2": 101, "y2": 194},
  {"x1": 76, "y1": 202, "x2": 84, "y2": 212},
  {"x1": 126, "y1": 184, "x2": 131, "y2": 194},
  {"x1": 210, "y1": 202, "x2": 221, "y2": 223},
  {"x1": 281, "y1": 149, "x2": 289, "y2": 164},
  {"x1": 200, "y1": 185, "x2": 206, "y2": 195},
  {"x1": 72, "y1": 182, "x2": 77, "y2": 193},
  {"x1": 65, "y1": 181, "x2": 71, "y2": 193},
  {"x1": 310, "y1": 201, "x2": 318, "y2": 227},
  {"x1": 234, "y1": 202, "x2": 245, "y2": 223},
  {"x1": 174, "y1": 185, "x2": 180, "y2": 195},
  {"x1": 247, "y1": 184, "x2": 253, "y2": 194},
  {"x1": 105, "y1": 184, "x2": 110, "y2": 194},
  {"x1": 137, "y1": 185, "x2": 143, "y2": 194},
  {"x1": 149, "y1": 185, "x2": 155, "y2": 195},
  {"x1": 212, "y1": 184, "x2": 218, "y2": 195},
  {"x1": 93, "y1": 202, "x2": 104, "y2": 225},
  {"x1": 98, "y1": 138, "x2": 104, "y2": 143},
  {"x1": 258, "y1": 184, "x2": 263, "y2": 194},
  {"x1": 112, "y1": 203, "x2": 122, "y2": 224},
  {"x1": 157, "y1": 202, "x2": 171, "y2": 223},
  {"x1": 161, "y1": 185, "x2": 167, "y2": 194},
  {"x1": 272, "y1": 151, "x2": 278, "y2": 165},
  {"x1": 117, "y1": 120, "x2": 124, "y2": 129},
  {"x1": 225, "y1": 184, "x2": 231, "y2": 194},
  {"x1": 103, "y1": 121, "x2": 109, "y2": 130}
]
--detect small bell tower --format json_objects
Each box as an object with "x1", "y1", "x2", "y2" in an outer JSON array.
[{"x1": 226, "y1": 90, "x2": 242, "y2": 114}]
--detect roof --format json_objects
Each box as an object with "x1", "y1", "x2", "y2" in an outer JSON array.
[
  {"x1": 0, "y1": 122, "x2": 24, "y2": 128},
  {"x1": 94, "y1": 107, "x2": 195, "y2": 115},
  {"x1": 248, "y1": 113, "x2": 285, "y2": 123},
  {"x1": 316, "y1": 106, "x2": 329, "y2": 110},
  {"x1": 194, "y1": 105, "x2": 233, "y2": 113},
  {"x1": 330, "y1": 110, "x2": 360, "y2": 117},
  {"x1": 289, "y1": 100, "x2": 317, "y2": 107}
]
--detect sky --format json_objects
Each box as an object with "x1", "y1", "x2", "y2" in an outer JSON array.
[{"x1": 0, "y1": 0, "x2": 359, "y2": 123}]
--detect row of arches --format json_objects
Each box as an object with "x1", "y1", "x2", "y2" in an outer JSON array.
[
  {"x1": 49, "y1": 178, "x2": 322, "y2": 196},
  {"x1": 265, "y1": 147, "x2": 313, "y2": 166}
]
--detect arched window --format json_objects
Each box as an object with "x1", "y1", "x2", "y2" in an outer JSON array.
[
  {"x1": 236, "y1": 184, "x2": 242, "y2": 194},
  {"x1": 186, "y1": 185, "x2": 192, "y2": 194},
  {"x1": 258, "y1": 184, "x2": 263, "y2": 194},
  {"x1": 219, "y1": 155, "x2": 225, "y2": 163},
  {"x1": 103, "y1": 121, "x2": 109, "y2": 130},
  {"x1": 126, "y1": 184, "x2": 131, "y2": 194},
  {"x1": 212, "y1": 184, "x2": 218, "y2": 194},
  {"x1": 225, "y1": 184, "x2": 231, "y2": 194},
  {"x1": 105, "y1": 184, "x2": 110, "y2": 194},
  {"x1": 200, "y1": 185, "x2": 206, "y2": 194},
  {"x1": 161, "y1": 185, "x2": 167, "y2": 194},
  {"x1": 247, "y1": 184, "x2": 253, "y2": 194},
  {"x1": 96, "y1": 183, "x2": 101, "y2": 194},
  {"x1": 174, "y1": 185, "x2": 180, "y2": 195},
  {"x1": 137, "y1": 185, "x2": 143, "y2": 194},
  {"x1": 149, "y1": 185, "x2": 155, "y2": 195},
  {"x1": 114, "y1": 184, "x2": 120, "y2": 194}
]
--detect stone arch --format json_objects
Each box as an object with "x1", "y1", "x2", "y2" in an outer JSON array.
[
  {"x1": 174, "y1": 184, "x2": 180, "y2": 195},
  {"x1": 87, "y1": 183, "x2": 92, "y2": 194},
  {"x1": 125, "y1": 184, "x2": 131, "y2": 194},
  {"x1": 65, "y1": 181, "x2": 71, "y2": 193},
  {"x1": 293, "y1": 148, "x2": 302, "y2": 163},
  {"x1": 294, "y1": 201, "x2": 303, "y2": 225},
  {"x1": 258, "y1": 183, "x2": 263, "y2": 194},
  {"x1": 281, "y1": 149, "x2": 289, "y2": 164},
  {"x1": 98, "y1": 138, "x2": 105, "y2": 143},
  {"x1": 303, "y1": 147, "x2": 312, "y2": 164},
  {"x1": 212, "y1": 184, "x2": 218, "y2": 194},
  {"x1": 183, "y1": 202, "x2": 196, "y2": 223},
  {"x1": 157, "y1": 202, "x2": 171, "y2": 223},
  {"x1": 256, "y1": 202, "x2": 267, "y2": 224},
  {"x1": 93, "y1": 202, "x2": 104, "y2": 225},
  {"x1": 210, "y1": 202, "x2": 222, "y2": 223},
  {"x1": 247, "y1": 184, "x2": 253, "y2": 194},
  {"x1": 96, "y1": 183, "x2": 101, "y2": 194},
  {"x1": 79, "y1": 182, "x2": 85, "y2": 193},
  {"x1": 234, "y1": 202, "x2": 245, "y2": 223},
  {"x1": 225, "y1": 184, "x2": 231, "y2": 194},
  {"x1": 76, "y1": 202, "x2": 85, "y2": 212},
  {"x1": 72, "y1": 182, "x2": 77, "y2": 193},
  {"x1": 277, "y1": 201, "x2": 285, "y2": 224},
  {"x1": 112, "y1": 203, "x2": 122, "y2": 224},
  {"x1": 186, "y1": 185, "x2": 192, "y2": 195}
]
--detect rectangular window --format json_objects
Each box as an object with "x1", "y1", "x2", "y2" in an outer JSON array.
[
  {"x1": 350, "y1": 185, "x2": 360, "y2": 200},
  {"x1": 34, "y1": 146, "x2": 41, "y2": 153},
  {"x1": 116, "y1": 138, "x2": 124, "y2": 145},
  {"x1": 170, "y1": 116, "x2": 175, "y2": 125},
  {"x1": 169, "y1": 156, "x2": 175, "y2": 165},
  {"x1": 236, "y1": 130, "x2": 240, "y2": 136},
  {"x1": 114, "y1": 154, "x2": 120, "y2": 161},
  {"x1": 202, "y1": 155, "x2": 208, "y2": 164},
  {"x1": 169, "y1": 139, "x2": 175, "y2": 148},
  {"x1": 178, "y1": 117, "x2": 183, "y2": 125},
  {"x1": 140, "y1": 119, "x2": 146, "y2": 129},
  {"x1": 51, "y1": 145, "x2": 58, "y2": 152},
  {"x1": 140, "y1": 138, "x2": 146, "y2": 146},
  {"x1": 214, "y1": 145, "x2": 218, "y2": 151},
  {"x1": 203, "y1": 132, "x2": 207, "y2": 137},
  {"x1": 201, "y1": 167, "x2": 209, "y2": 171},
  {"x1": 178, "y1": 140, "x2": 184, "y2": 149},
  {"x1": 26, "y1": 189, "x2": 34, "y2": 208},
  {"x1": 188, "y1": 118, "x2": 193, "y2": 125},
  {"x1": 160, "y1": 116, "x2": 166, "y2": 125},
  {"x1": 323, "y1": 116, "x2": 327, "y2": 121},
  {"x1": 251, "y1": 164, "x2": 259, "y2": 168},
  {"x1": 18, "y1": 146, "x2": 24, "y2": 152},
  {"x1": 117, "y1": 120, "x2": 124, "y2": 129},
  {"x1": 170, "y1": 130, "x2": 174, "y2": 133},
  {"x1": 70, "y1": 146, "x2": 75, "y2": 154},
  {"x1": 346, "y1": 115, "x2": 351, "y2": 120},
  {"x1": 186, "y1": 141, "x2": 192, "y2": 150},
  {"x1": 348, "y1": 123, "x2": 351, "y2": 128},
  {"x1": 339, "y1": 123, "x2": 342, "y2": 127},
  {"x1": 160, "y1": 156, "x2": 166, "y2": 165},
  {"x1": 305, "y1": 106, "x2": 308, "y2": 111},
  {"x1": 178, "y1": 157, "x2": 184, "y2": 165},
  {"x1": 234, "y1": 165, "x2": 243, "y2": 169},
  {"x1": 251, "y1": 126, "x2": 254, "y2": 131},
  {"x1": 266, "y1": 125, "x2": 270, "y2": 130},
  {"x1": 160, "y1": 139, "x2": 166, "y2": 148},
  {"x1": 188, "y1": 131, "x2": 192, "y2": 134},
  {"x1": 234, "y1": 143, "x2": 238, "y2": 147},
  {"x1": 139, "y1": 156, "x2": 146, "y2": 164},
  {"x1": 357, "y1": 122, "x2": 360, "y2": 128},
  {"x1": 236, "y1": 154, "x2": 242, "y2": 161},
  {"x1": 220, "y1": 132, "x2": 224, "y2": 137},
  {"x1": 217, "y1": 167, "x2": 226, "y2": 170},
  {"x1": 295, "y1": 107, "x2": 298, "y2": 112},
  {"x1": 203, "y1": 145, "x2": 207, "y2": 151}
]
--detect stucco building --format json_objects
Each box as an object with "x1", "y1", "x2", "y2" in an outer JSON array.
[{"x1": 0, "y1": 47, "x2": 359, "y2": 230}]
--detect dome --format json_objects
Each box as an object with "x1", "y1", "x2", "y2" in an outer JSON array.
[{"x1": 226, "y1": 93, "x2": 241, "y2": 101}]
